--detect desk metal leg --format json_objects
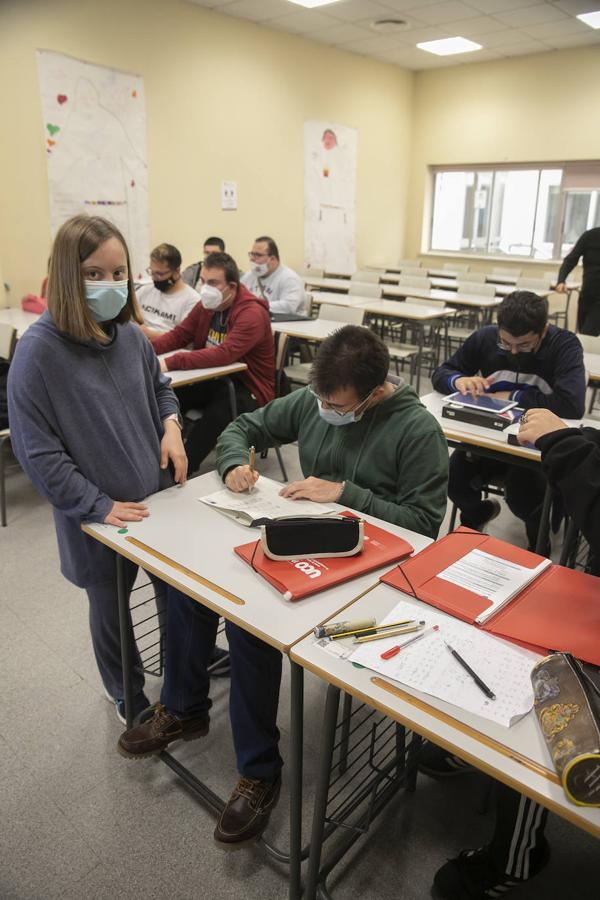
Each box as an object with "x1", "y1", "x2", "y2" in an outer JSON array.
[
  {"x1": 535, "y1": 484, "x2": 553, "y2": 556},
  {"x1": 289, "y1": 661, "x2": 304, "y2": 900},
  {"x1": 225, "y1": 377, "x2": 238, "y2": 420},
  {"x1": 117, "y1": 554, "x2": 135, "y2": 730},
  {"x1": 415, "y1": 324, "x2": 424, "y2": 395},
  {"x1": 305, "y1": 684, "x2": 341, "y2": 900}
]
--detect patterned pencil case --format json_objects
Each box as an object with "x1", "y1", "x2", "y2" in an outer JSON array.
[{"x1": 531, "y1": 652, "x2": 600, "y2": 807}]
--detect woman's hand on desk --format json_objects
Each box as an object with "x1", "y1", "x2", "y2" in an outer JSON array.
[
  {"x1": 104, "y1": 501, "x2": 149, "y2": 527},
  {"x1": 161, "y1": 419, "x2": 188, "y2": 484},
  {"x1": 279, "y1": 477, "x2": 343, "y2": 503},
  {"x1": 454, "y1": 375, "x2": 491, "y2": 400},
  {"x1": 517, "y1": 408, "x2": 567, "y2": 446},
  {"x1": 225, "y1": 465, "x2": 259, "y2": 493}
]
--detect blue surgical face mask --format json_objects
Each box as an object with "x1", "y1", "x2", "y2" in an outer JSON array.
[
  {"x1": 85, "y1": 280, "x2": 129, "y2": 322},
  {"x1": 316, "y1": 390, "x2": 374, "y2": 427}
]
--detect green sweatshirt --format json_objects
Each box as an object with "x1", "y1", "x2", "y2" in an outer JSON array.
[{"x1": 216, "y1": 380, "x2": 449, "y2": 539}]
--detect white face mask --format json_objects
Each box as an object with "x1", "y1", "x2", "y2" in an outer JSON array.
[
  {"x1": 200, "y1": 283, "x2": 225, "y2": 310},
  {"x1": 251, "y1": 261, "x2": 269, "y2": 277}
]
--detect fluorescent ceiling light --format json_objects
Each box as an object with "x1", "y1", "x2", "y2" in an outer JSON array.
[
  {"x1": 576, "y1": 11, "x2": 600, "y2": 28},
  {"x1": 286, "y1": 0, "x2": 343, "y2": 8},
  {"x1": 417, "y1": 36, "x2": 482, "y2": 56}
]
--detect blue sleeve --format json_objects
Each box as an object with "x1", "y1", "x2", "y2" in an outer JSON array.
[
  {"x1": 432, "y1": 331, "x2": 484, "y2": 394},
  {"x1": 139, "y1": 329, "x2": 180, "y2": 424},
  {"x1": 7, "y1": 356, "x2": 113, "y2": 523}
]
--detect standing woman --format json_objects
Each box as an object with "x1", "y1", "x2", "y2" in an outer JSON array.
[{"x1": 8, "y1": 216, "x2": 187, "y2": 721}]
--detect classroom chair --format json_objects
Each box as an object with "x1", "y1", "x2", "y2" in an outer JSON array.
[
  {"x1": 0, "y1": 322, "x2": 18, "y2": 527},
  {"x1": 578, "y1": 333, "x2": 600, "y2": 414},
  {"x1": 400, "y1": 267, "x2": 424, "y2": 278},
  {"x1": 396, "y1": 259, "x2": 422, "y2": 268},
  {"x1": 443, "y1": 262, "x2": 470, "y2": 272},
  {"x1": 398, "y1": 275, "x2": 431, "y2": 290},
  {"x1": 300, "y1": 267, "x2": 324, "y2": 278},
  {"x1": 456, "y1": 271, "x2": 486, "y2": 283},
  {"x1": 284, "y1": 305, "x2": 365, "y2": 389},
  {"x1": 515, "y1": 277, "x2": 549, "y2": 291},
  {"x1": 491, "y1": 266, "x2": 522, "y2": 278},
  {"x1": 350, "y1": 270, "x2": 380, "y2": 284},
  {"x1": 348, "y1": 282, "x2": 382, "y2": 298},
  {"x1": 456, "y1": 281, "x2": 497, "y2": 297}
]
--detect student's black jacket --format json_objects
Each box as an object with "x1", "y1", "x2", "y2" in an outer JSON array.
[{"x1": 537, "y1": 427, "x2": 600, "y2": 561}]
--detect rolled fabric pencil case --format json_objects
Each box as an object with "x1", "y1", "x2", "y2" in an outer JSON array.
[
  {"x1": 531, "y1": 652, "x2": 600, "y2": 807},
  {"x1": 259, "y1": 516, "x2": 364, "y2": 561}
]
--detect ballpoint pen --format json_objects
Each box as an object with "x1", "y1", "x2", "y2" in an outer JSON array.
[
  {"x1": 354, "y1": 621, "x2": 425, "y2": 644},
  {"x1": 380, "y1": 624, "x2": 439, "y2": 659},
  {"x1": 446, "y1": 642, "x2": 496, "y2": 700}
]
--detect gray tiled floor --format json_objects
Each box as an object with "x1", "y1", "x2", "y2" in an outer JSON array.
[{"x1": 1, "y1": 387, "x2": 599, "y2": 899}]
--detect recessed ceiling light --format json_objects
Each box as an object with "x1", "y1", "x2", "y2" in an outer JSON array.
[
  {"x1": 576, "y1": 10, "x2": 600, "y2": 29},
  {"x1": 286, "y1": 0, "x2": 343, "y2": 8},
  {"x1": 417, "y1": 36, "x2": 482, "y2": 56}
]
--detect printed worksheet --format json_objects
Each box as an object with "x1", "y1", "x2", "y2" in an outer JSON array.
[
  {"x1": 437, "y1": 549, "x2": 551, "y2": 623},
  {"x1": 199, "y1": 476, "x2": 336, "y2": 525},
  {"x1": 349, "y1": 600, "x2": 541, "y2": 727}
]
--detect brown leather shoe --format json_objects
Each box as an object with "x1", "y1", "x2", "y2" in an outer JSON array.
[
  {"x1": 214, "y1": 775, "x2": 281, "y2": 850},
  {"x1": 117, "y1": 703, "x2": 209, "y2": 759}
]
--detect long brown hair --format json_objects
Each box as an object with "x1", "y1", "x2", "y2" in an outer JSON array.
[{"x1": 47, "y1": 215, "x2": 143, "y2": 342}]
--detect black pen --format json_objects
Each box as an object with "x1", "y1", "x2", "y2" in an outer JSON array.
[{"x1": 445, "y1": 642, "x2": 496, "y2": 701}]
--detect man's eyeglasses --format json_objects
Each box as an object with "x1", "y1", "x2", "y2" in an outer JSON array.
[
  {"x1": 146, "y1": 266, "x2": 172, "y2": 279},
  {"x1": 309, "y1": 386, "x2": 373, "y2": 417},
  {"x1": 248, "y1": 252, "x2": 269, "y2": 261},
  {"x1": 497, "y1": 338, "x2": 538, "y2": 353}
]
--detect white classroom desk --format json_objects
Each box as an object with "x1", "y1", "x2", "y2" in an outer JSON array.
[
  {"x1": 309, "y1": 291, "x2": 375, "y2": 308},
  {"x1": 585, "y1": 352, "x2": 600, "y2": 385},
  {"x1": 293, "y1": 582, "x2": 600, "y2": 896},
  {"x1": 160, "y1": 355, "x2": 248, "y2": 389},
  {"x1": 303, "y1": 276, "x2": 353, "y2": 293},
  {"x1": 0, "y1": 307, "x2": 40, "y2": 338},
  {"x1": 82, "y1": 471, "x2": 431, "y2": 899},
  {"x1": 355, "y1": 299, "x2": 453, "y2": 322},
  {"x1": 271, "y1": 318, "x2": 348, "y2": 343}
]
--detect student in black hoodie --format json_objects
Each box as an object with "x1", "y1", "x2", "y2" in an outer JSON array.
[
  {"x1": 431, "y1": 410, "x2": 600, "y2": 900},
  {"x1": 556, "y1": 226, "x2": 600, "y2": 335}
]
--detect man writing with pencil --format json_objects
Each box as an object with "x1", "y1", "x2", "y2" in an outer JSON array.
[{"x1": 118, "y1": 326, "x2": 449, "y2": 849}]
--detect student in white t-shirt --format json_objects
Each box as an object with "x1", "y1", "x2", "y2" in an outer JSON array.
[
  {"x1": 241, "y1": 236, "x2": 306, "y2": 316},
  {"x1": 137, "y1": 243, "x2": 200, "y2": 339}
]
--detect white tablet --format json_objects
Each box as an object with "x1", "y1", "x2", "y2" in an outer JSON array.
[{"x1": 443, "y1": 391, "x2": 518, "y2": 414}]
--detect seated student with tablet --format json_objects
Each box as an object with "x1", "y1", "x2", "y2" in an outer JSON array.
[
  {"x1": 432, "y1": 291, "x2": 585, "y2": 551},
  {"x1": 118, "y1": 326, "x2": 449, "y2": 849}
]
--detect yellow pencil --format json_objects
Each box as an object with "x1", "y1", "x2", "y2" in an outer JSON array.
[
  {"x1": 353, "y1": 621, "x2": 425, "y2": 644},
  {"x1": 330, "y1": 619, "x2": 415, "y2": 640},
  {"x1": 248, "y1": 445, "x2": 255, "y2": 493}
]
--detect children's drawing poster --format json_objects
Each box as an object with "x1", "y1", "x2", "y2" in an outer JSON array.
[
  {"x1": 304, "y1": 121, "x2": 357, "y2": 275},
  {"x1": 36, "y1": 50, "x2": 149, "y2": 280}
]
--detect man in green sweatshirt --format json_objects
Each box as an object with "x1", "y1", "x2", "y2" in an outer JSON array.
[
  {"x1": 219, "y1": 325, "x2": 448, "y2": 536},
  {"x1": 118, "y1": 326, "x2": 448, "y2": 850}
]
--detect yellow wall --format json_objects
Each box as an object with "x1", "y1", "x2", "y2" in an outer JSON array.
[
  {"x1": 407, "y1": 46, "x2": 600, "y2": 276},
  {"x1": 0, "y1": 0, "x2": 413, "y2": 306}
]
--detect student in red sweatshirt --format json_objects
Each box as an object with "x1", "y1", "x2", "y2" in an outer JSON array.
[{"x1": 152, "y1": 252, "x2": 275, "y2": 472}]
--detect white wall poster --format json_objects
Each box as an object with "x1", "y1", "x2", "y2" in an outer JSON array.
[
  {"x1": 304, "y1": 121, "x2": 357, "y2": 275},
  {"x1": 36, "y1": 50, "x2": 149, "y2": 281}
]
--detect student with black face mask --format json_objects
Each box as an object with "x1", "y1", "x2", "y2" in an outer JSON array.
[
  {"x1": 136, "y1": 243, "x2": 199, "y2": 340},
  {"x1": 432, "y1": 291, "x2": 586, "y2": 551}
]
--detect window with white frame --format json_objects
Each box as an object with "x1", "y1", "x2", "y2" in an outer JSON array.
[{"x1": 429, "y1": 163, "x2": 600, "y2": 261}]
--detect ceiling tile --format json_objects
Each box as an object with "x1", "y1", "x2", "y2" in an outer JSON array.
[
  {"x1": 327, "y1": 0, "x2": 404, "y2": 22},
  {"x1": 477, "y1": 26, "x2": 545, "y2": 47},
  {"x1": 402, "y1": 1, "x2": 483, "y2": 26},
  {"x1": 185, "y1": 0, "x2": 238, "y2": 7},
  {"x1": 495, "y1": 39, "x2": 552, "y2": 55},
  {"x1": 394, "y1": 24, "x2": 456, "y2": 44},
  {"x1": 521, "y1": 17, "x2": 592, "y2": 38},
  {"x1": 553, "y1": 0, "x2": 600, "y2": 14},
  {"x1": 341, "y1": 33, "x2": 408, "y2": 52},
  {"x1": 464, "y1": 0, "x2": 533, "y2": 13},
  {"x1": 268, "y1": 9, "x2": 338, "y2": 33},
  {"x1": 374, "y1": 0, "x2": 443, "y2": 11},
  {"x1": 303, "y1": 22, "x2": 372, "y2": 44},
  {"x1": 447, "y1": 15, "x2": 510, "y2": 36},
  {"x1": 542, "y1": 31, "x2": 600, "y2": 48},
  {"x1": 493, "y1": 3, "x2": 569, "y2": 27},
  {"x1": 218, "y1": 0, "x2": 287, "y2": 21}
]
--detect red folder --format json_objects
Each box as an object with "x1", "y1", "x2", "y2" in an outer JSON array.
[
  {"x1": 235, "y1": 516, "x2": 414, "y2": 602},
  {"x1": 380, "y1": 527, "x2": 600, "y2": 666}
]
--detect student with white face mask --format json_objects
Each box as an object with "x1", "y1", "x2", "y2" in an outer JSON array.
[
  {"x1": 151, "y1": 252, "x2": 275, "y2": 473},
  {"x1": 241, "y1": 235, "x2": 306, "y2": 316},
  {"x1": 7, "y1": 215, "x2": 187, "y2": 724}
]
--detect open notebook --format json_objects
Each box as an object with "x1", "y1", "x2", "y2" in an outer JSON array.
[{"x1": 198, "y1": 476, "x2": 337, "y2": 526}]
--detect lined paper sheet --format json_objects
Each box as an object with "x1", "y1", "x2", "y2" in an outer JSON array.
[{"x1": 348, "y1": 600, "x2": 541, "y2": 727}]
